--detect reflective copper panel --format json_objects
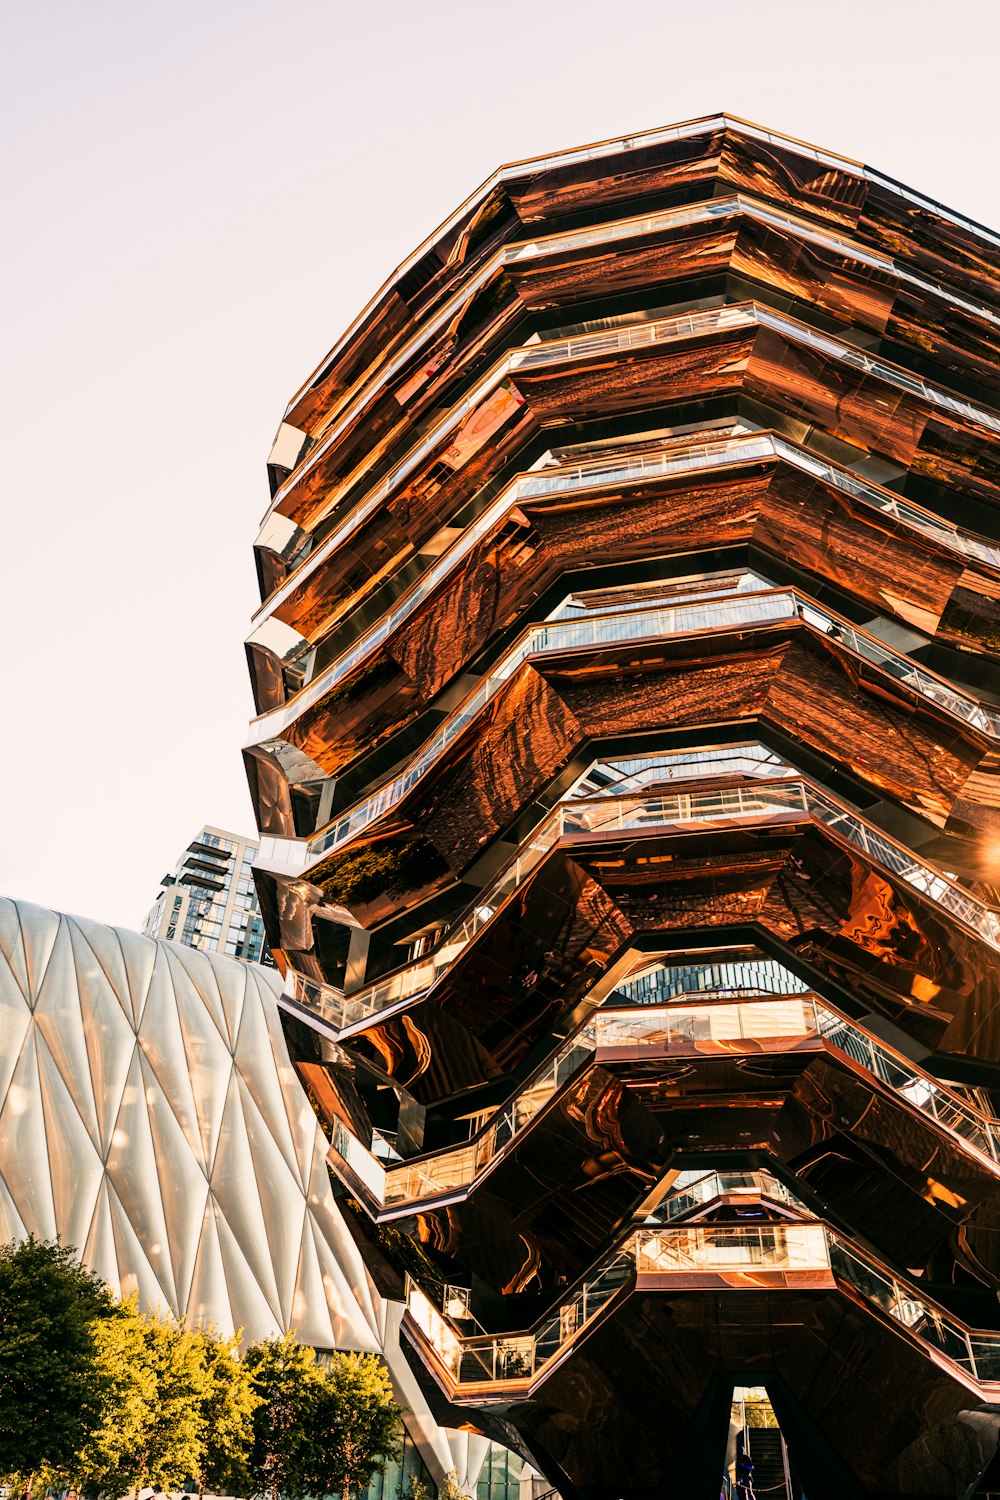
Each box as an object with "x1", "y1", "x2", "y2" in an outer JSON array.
[{"x1": 247, "y1": 117, "x2": 1000, "y2": 1498}]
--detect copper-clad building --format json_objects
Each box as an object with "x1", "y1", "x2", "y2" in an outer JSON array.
[{"x1": 243, "y1": 116, "x2": 1000, "y2": 1500}]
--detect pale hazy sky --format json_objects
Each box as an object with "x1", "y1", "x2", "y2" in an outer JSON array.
[{"x1": 3, "y1": 0, "x2": 999, "y2": 928}]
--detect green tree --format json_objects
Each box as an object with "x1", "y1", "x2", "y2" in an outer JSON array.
[
  {"x1": 307, "y1": 1352, "x2": 401, "y2": 1500},
  {"x1": 439, "y1": 1471, "x2": 474, "y2": 1500},
  {"x1": 76, "y1": 1302, "x2": 209, "y2": 1496},
  {"x1": 245, "y1": 1332, "x2": 323, "y2": 1500},
  {"x1": 0, "y1": 1237, "x2": 115, "y2": 1485},
  {"x1": 245, "y1": 1337, "x2": 401, "y2": 1500},
  {"x1": 192, "y1": 1326, "x2": 261, "y2": 1500},
  {"x1": 73, "y1": 1298, "x2": 157, "y2": 1494}
]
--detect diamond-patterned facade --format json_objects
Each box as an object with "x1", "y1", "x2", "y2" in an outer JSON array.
[
  {"x1": 0, "y1": 897, "x2": 518, "y2": 1495},
  {"x1": 0, "y1": 895, "x2": 381, "y2": 1350}
]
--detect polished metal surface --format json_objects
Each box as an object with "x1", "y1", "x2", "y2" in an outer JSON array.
[{"x1": 247, "y1": 119, "x2": 1000, "y2": 1498}]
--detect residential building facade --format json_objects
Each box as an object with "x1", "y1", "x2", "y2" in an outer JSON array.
[{"x1": 143, "y1": 824, "x2": 273, "y2": 967}]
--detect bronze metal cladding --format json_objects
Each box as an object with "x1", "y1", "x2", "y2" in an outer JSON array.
[{"x1": 246, "y1": 117, "x2": 1000, "y2": 1499}]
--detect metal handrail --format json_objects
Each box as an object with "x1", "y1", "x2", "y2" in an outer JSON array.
[
  {"x1": 324, "y1": 989, "x2": 1000, "y2": 1217},
  {"x1": 252, "y1": 293, "x2": 1000, "y2": 651},
  {"x1": 406, "y1": 1212, "x2": 1000, "y2": 1392},
  {"x1": 280, "y1": 179, "x2": 1000, "y2": 519},
  {"x1": 263, "y1": 586, "x2": 999, "y2": 856},
  {"x1": 289, "y1": 770, "x2": 1000, "y2": 1040},
  {"x1": 250, "y1": 423, "x2": 1000, "y2": 732}
]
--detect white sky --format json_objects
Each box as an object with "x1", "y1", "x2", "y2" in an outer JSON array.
[{"x1": 3, "y1": 0, "x2": 999, "y2": 928}]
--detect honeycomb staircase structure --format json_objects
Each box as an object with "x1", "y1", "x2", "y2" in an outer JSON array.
[{"x1": 244, "y1": 117, "x2": 1000, "y2": 1500}]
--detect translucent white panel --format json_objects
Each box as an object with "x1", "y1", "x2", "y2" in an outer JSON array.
[
  {"x1": 291, "y1": 1216, "x2": 337, "y2": 1348},
  {"x1": 116, "y1": 926, "x2": 158, "y2": 1027},
  {"x1": 70, "y1": 916, "x2": 134, "y2": 1024},
  {"x1": 313, "y1": 1220, "x2": 381, "y2": 1351},
  {"x1": 107, "y1": 1181, "x2": 174, "y2": 1314},
  {"x1": 253, "y1": 973, "x2": 318, "y2": 1188},
  {"x1": 105, "y1": 1051, "x2": 178, "y2": 1310},
  {"x1": 0, "y1": 899, "x2": 31, "y2": 1004},
  {"x1": 448, "y1": 1433, "x2": 491, "y2": 1492},
  {"x1": 234, "y1": 1077, "x2": 307, "y2": 1328},
  {"x1": 33, "y1": 925, "x2": 101, "y2": 1150},
  {"x1": 167, "y1": 952, "x2": 233, "y2": 1168},
  {"x1": 304, "y1": 1139, "x2": 380, "y2": 1334},
  {"x1": 0, "y1": 1032, "x2": 57, "y2": 1238},
  {"x1": 0, "y1": 1170, "x2": 27, "y2": 1243},
  {"x1": 211, "y1": 959, "x2": 248, "y2": 1049},
  {"x1": 186, "y1": 1201, "x2": 235, "y2": 1336},
  {"x1": 138, "y1": 1050, "x2": 210, "y2": 1314},
  {"x1": 213, "y1": 1204, "x2": 283, "y2": 1341},
  {"x1": 166, "y1": 945, "x2": 228, "y2": 1045},
  {"x1": 70, "y1": 924, "x2": 139, "y2": 1153},
  {"x1": 137, "y1": 955, "x2": 209, "y2": 1169},
  {"x1": 35, "y1": 1033, "x2": 104, "y2": 1252},
  {"x1": 83, "y1": 1180, "x2": 120, "y2": 1294},
  {"x1": 17, "y1": 902, "x2": 61, "y2": 1007},
  {"x1": 210, "y1": 1077, "x2": 283, "y2": 1321},
  {"x1": 0, "y1": 957, "x2": 31, "y2": 1104},
  {"x1": 233, "y1": 984, "x2": 305, "y2": 1190}
]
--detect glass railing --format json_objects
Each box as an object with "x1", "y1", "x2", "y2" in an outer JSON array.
[
  {"x1": 254, "y1": 294, "x2": 1000, "y2": 644},
  {"x1": 644, "y1": 1168, "x2": 803, "y2": 1225},
  {"x1": 407, "y1": 1211, "x2": 1000, "y2": 1391},
  {"x1": 615, "y1": 954, "x2": 810, "y2": 1004},
  {"x1": 283, "y1": 111, "x2": 1000, "y2": 441},
  {"x1": 814, "y1": 1011, "x2": 1000, "y2": 1164},
  {"x1": 275, "y1": 158, "x2": 1000, "y2": 529},
  {"x1": 556, "y1": 782, "x2": 1000, "y2": 947},
  {"x1": 380, "y1": 1007, "x2": 830, "y2": 1208},
  {"x1": 250, "y1": 421, "x2": 1000, "y2": 743},
  {"x1": 506, "y1": 302, "x2": 1000, "y2": 432},
  {"x1": 595, "y1": 998, "x2": 817, "y2": 1052},
  {"x1": 324, "y1": 989, "x2": 1000, "y2": 1217},
  {"x1": 828, "y1": 1237, "x2": 1000, "y2": 1383},
  {"x1": 330, "y1": 1008, "x2": 816, "y2": 1213},
  {"x1": 291, "y1": 773, "x2": 1000, "y2": 1041},
  {"x1": 569, "y1": 743, "x2": 794, "y2": 797},
  {"x1": 509, "y1": 188, "x2": 1000, "y2": 336},
  {"x1": 405, "y1": 1170, "x2": 797, "y2": 1384},
  {"x1": 280, "y1": 588, "x2": 999, "y2": 856}
]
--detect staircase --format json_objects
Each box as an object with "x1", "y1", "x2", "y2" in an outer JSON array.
[{"x1": 746, "y1": 1427, "x2": 791, "y2": 1499}]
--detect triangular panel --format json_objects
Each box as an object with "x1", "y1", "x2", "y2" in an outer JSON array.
[
  {"x1": 35, "y1": 1032, "x2": 105, "y2": 1252},
  {"x1": 209, "y1": 1076, "x2": 283, "y2": 1320},
  {"x1": 71, "y1": 923, "x2": 138, "y2": 1153},
  {"x1": 137, "y1": 1050, "x2": 210, "y2": 1314},
  {"x1": 105, "y1": 1051, "x2": 178, "y2": 1310},
  {"x1": 0, "y1": 898, "x2": 31, "y2": 1004},
  {"x1": 137, "y1": 950, "x2": 209, "y2": 1169},
  {"x1": 33, "y1": 923, "x2": 101, "y2": 1150},
  {"x1": 0, "y1": 1030, "x2": 56, "y2": 1238},
  {"x1": 186, "y1": 1200, "x2": 233, "y2": 1335}
]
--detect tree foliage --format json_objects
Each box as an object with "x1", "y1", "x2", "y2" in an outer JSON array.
[
  {"x1": 73, "y1": 1298, "x2": 157, "y2": 1493},
  {"x1": 244, "y1": 1333, "x2": 324, "y2": 1500},
  {"x1": 76, "y1": 1302, "x2": 210, "y2": 1494},
  {"x1": 245, "y1": 1336, "x2": 401, "y2": 1500},
  {"x1": 0, "y1": 1237, "x2": 115, "y2": 1479},
  {"x1": 308, "y1": 1352, "x2": 401, "y2": 1500},
  {"x1": 195, "y1": 1326, "x2": 262, "y2": 1499},
  {"x1": 0, "y1": 1239, "x2": 400, "y2": 1500}
]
